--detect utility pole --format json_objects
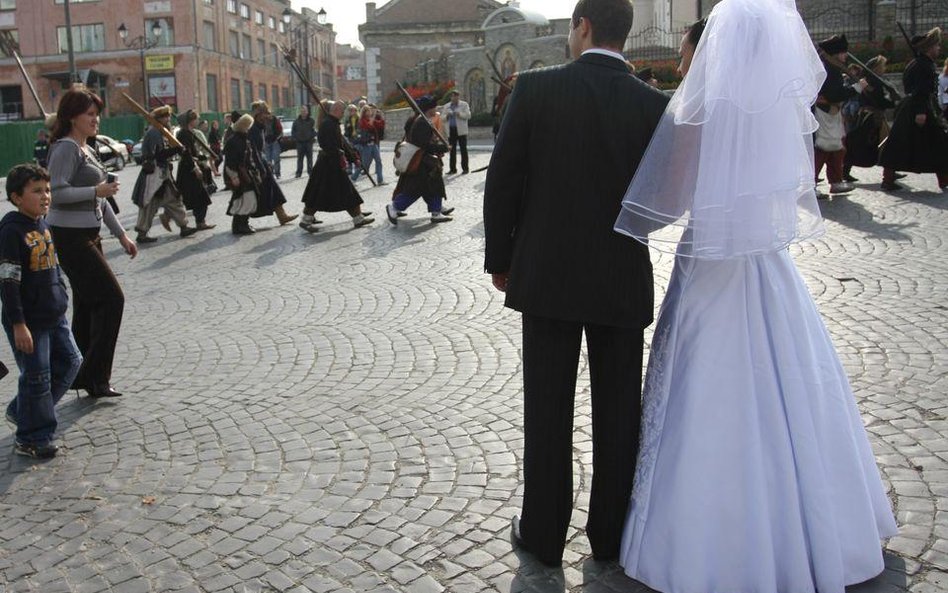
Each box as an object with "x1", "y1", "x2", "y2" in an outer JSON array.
[{"x1": 63, "y1": 0, "x2": 79, "y2": 84}]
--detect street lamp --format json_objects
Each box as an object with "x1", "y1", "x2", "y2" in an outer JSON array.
[
  {"x1": 282, "y1": 9, "x2": 312, "y2": 106},
  {"x1": 316, "y1": 8, "x2": 328, "y2": 25},
  {"x1": 118, "y1": 21, "x2": 162, "y2": 107}
]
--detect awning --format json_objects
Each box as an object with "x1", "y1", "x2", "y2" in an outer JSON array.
[{"x1": 41, "y1": 69, "x2": 108, "y2": 85}]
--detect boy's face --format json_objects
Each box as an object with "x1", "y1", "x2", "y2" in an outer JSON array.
[{"x1": 13, "y1": 179, "x2": 51, "y2": 220}]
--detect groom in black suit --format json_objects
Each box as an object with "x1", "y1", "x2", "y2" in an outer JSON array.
[{"x1": 483, "y1": 0, "x2": 669, "y2": 566}]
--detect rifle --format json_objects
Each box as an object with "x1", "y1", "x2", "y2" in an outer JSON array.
[
  {"x1": 0, "y1": 30, "x2": 49, "y2": 119},
  {"x1": 817, "y1": 49, "x2": 902, "y2": 102},
  {"x1": 845, "y1": 53, "x2": 902, "y2": 102},
  {"x1": 897, "y1": 22, "x2": 921, "y2": 60},
  {"x1": 122, "y1": 92, "x2": 184, "y2": 149},
  {"x1": 150, "y1": 94, "x2": 220, "y2": 161},
  {"x1": 394, "y1": 81, "x2": 450, "y2": 147},
  {"x1": 279, "y1": 44, "x2": 377, "y2": 186}
]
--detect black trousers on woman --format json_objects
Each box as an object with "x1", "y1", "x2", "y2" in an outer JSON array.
[
  {"x1": 50, "y1": 226, "x2": 124, "y2": 390},
  {"x1": 519, "y1": 313, "x2": 643, "y2": 565}
]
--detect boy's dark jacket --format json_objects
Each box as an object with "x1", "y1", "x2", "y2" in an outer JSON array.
[{"x1": 0, "y1": 212, "x2": 68, "y2": 329}]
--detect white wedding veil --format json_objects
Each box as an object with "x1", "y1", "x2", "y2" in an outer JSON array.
[{"x1": 614, "y1": 0, "x2": 827, "y2": 258}]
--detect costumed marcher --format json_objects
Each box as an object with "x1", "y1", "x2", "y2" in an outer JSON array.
[
  {"x1": 291, "y1": 105, "x2": 316, "y2": 178},
  {"x1": 814, "y1": 34, "x2": 867, "y2": 196},
  {"x1": 222, "y1": 114, "x2": 262, "y2": 235},
  {"x1": 248, "y1": 101, "x2": 299, "y2": 226},
  {"x1": 208, "y1": 119, "x2": 223, "y2": 166},
  {"x1": 878, "y1": 27, "x2": 948, "y2": 192},
  {"x1": 490, "y1": 74, "x2": 518, "y2": 141},
  {"x1": 357, "y1": 105, "x2": 385, "y2": 185},
  {"x1": 386, "y1": 96, "x2": 453, "y2": 225},
  {"x1": 194, "y1": 119, "x2": 220, "y2": 195},
  {"x1": 299, "y1": 101, "x2": 375, "y2": 232},
  {"x1": 174, "y1": 110, "x2": 215, "y2": 231},
  {"x1": 442, "y1": 90, "x2": 471, "y2": 174},
  {"x1": 130, "y1": 106, "x2": 199, "y2": 243},
  {"x1": 843, "y1": 56, "x2": 897, "y2": 178}
]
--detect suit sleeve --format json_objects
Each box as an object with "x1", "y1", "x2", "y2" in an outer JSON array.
[{"x1": 483, "y1": 76, "x2": 531, "y2": 274}]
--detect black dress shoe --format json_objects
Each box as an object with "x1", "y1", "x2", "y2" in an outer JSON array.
[
  {"x1": 511, "y1": 516, "x2": 562, "y2": 567},
  {"x1": 843, "y1": 173, "x2": 858, "y2": 183},
  {"x1": 87, "y1": 385, "x2": 123, "y2": 398}
]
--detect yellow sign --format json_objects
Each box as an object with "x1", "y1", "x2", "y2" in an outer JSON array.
[{"x1": 145, "y1": 55, "x2": 174, "y2": 72}]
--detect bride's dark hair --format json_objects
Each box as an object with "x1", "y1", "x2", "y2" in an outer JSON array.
[{"x1": 685, "y1": 18, "x2": 707, "y2": 47}]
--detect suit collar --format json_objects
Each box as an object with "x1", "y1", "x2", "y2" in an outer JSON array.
[{"x1": 577, "y1": 51, "x2": 629, "y2": 72}]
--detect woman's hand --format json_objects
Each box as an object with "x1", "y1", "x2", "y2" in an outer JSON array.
[
  {"x1": 95, "y1": 180, "x2": 119, "y2": 197},
  {"x1": 119, "y1": 233, "x2": 138, "y2": 259},
  {"x1": 13, "y1": 323, "x2": 33, "y2": 354}
]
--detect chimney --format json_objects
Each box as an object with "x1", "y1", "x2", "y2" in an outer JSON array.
[{"x1": 366, "y1": 2, "x2": 376, "y2": 22}]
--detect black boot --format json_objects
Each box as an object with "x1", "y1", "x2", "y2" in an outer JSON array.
[{"x1": 233, "y1": 215, "x2": 255, "y2": 235}]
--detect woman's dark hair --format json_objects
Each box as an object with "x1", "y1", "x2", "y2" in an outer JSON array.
[
  {"x1": 685, "y1": 18, "x2": 707, "y2": 47},
  {"x1": 51, "y1": 86, "x2": 104, "y2": 142},
  {"x1": 571, "y1": 0, "x2": 635, "y2": 49},
  {"x1": 6, "y1": 163, "x2": 50, "y2": 202}
]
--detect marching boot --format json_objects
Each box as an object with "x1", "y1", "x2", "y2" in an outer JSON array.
[
  {"x1": 232, "y1": 215, "x2": 255, "y2": 235},
  {"x1": 275, "y1": 205, "x2": 299, "y2": 225}
]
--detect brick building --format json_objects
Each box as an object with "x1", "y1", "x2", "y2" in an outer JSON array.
[
  {"x1": 335, "y1": 43, "x2": 367, "y2": 104},
  {"x1": 0, "y1": 0, "x2": 336, "y2": 120},
  {"x1": 358, "y1": 0, "x2": 503, "y2": 105}
]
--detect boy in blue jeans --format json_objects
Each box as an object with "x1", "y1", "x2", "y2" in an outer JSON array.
[{"x1": 1, "y1": 164, "x2": 82, "y2": 459}]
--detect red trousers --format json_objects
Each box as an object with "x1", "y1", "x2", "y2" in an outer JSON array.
[{"x1": 815, "y1": 148, "x2": 845, "y2": 184}]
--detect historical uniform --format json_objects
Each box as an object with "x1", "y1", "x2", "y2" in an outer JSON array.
[
  {"x1": 299, "y1": 101, "x2": 373, "y2": 231},
  {"x1": 814, "y1": 34, "x2": 866, "y2": 195},
  {"x1": 130, "y1": 106, "x2": 198, "y2": 242},
  {"x1": 175, "y1": 110, "x2": 214, "y2": 230},
  {"x1": 223, "y1": 114, "x2": 265, "y2": 235},
  {"x1": 844, "y1": 56, "x2": 897, "y2": 171},
  {"x1": 385, "y1": 96, "x2": 452, "y2": 224},
  {"x1": 878, "y1": 28, "x2": 948, "y2": 191}
]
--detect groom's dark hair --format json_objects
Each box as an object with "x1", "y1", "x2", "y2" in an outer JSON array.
[{"x1": 571, "y1": 0, "x2": 634, "y2": 49}]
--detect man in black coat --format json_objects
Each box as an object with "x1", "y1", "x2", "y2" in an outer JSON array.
[
  {"x1": 878, "y1": 27, "x2": 948, "y2": 192},
  {"x1": 483, "y1": 0, "x2": 669, "y2": 567}
]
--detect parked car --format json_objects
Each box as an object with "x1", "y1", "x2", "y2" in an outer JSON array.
[
  {"x1": 94, "y1": 135, "x2": 129, "y2": 171},
  {"x1": 278, "y1": 117, "x2": 296, "y2": 152}
]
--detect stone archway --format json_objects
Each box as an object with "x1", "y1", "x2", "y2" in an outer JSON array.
[{"x1": 465, "y1": 68, "x2": 487, "y2": 115}]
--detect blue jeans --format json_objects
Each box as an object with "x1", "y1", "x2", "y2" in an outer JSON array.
[
  {"x1": 350, "y1": 143, "x2": 366, "y2": 181},
  {"x1": 265, "y1": 141, "x2": 282, "y2": 177},
  {"x1": 393, "y1": 192, "x2": 442, "y2": 213},
  {"x1": 5, "y1": 316, "x2": 82, "y2": 446},
  {"x1": 359, "y1": 143, "x2": 383, "y2": 184}
]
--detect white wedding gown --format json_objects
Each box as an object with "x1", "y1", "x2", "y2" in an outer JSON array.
[{"x1": 619, "y1": 245, "x2": 898, "y2": 593}]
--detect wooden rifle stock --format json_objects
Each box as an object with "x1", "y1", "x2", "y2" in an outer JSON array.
[
  {"x1": 279, "y1": 44, "x2": 376, "y2": 186},
  {"x1": 121, "y1": 92, "x2": 184, "y2": 149},
  {"x1": 845, "y1": 53, "x2": 902, "y2": 102}
]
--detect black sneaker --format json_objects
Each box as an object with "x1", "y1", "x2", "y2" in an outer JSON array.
[{"x1": 14, "y1": 441, "x2": 58, "y2": 459}]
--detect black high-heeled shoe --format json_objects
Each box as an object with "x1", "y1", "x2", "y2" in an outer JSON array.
[{"x1": 87, "y1": 384, "x2": 123, "y2": 398}]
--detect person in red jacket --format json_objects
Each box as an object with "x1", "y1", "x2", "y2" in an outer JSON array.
[{"x1": 357, "y1": 105, "x2": 385, "y2": 185}]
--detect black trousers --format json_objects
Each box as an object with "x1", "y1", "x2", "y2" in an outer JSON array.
[
  {"x1": 520, "y1": 313, "x2": 643, "y2": 563},
  {"x1": 49, "y1": 226, "x2": 125, "y2": 390},
  {"x1": 448, "y1": 128, "x2": 468, "y2": 173}
]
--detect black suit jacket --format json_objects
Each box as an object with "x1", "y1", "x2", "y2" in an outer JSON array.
[{"x1": 484, "y1": 52, "x2": 669, "y2": 329}]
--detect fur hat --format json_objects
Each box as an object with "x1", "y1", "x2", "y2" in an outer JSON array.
[
  {"x1": 233, "y1": 113, "x2": 254, "y2": 134},
  {"x1": 178, "y1": 109, "x2": 198, "y2": 126},
  {"x1": 912, "y1": 27, "x2": 941, "y2": 52},
  {"x1": 251, "y1": 100, "x2": 270, "y2": 115},
  {"x1": 150, "y1": 105, "x2": 173, "y2": 119},
  {"x1": 416, "y1": 95, "x2": 437, "y2": 113},
  {"x1": 818, "y1": 34, "x2": 848, "y2": 55},
  {"x1": 865, "y1": 55, "x2": 887, "y2": 72}
]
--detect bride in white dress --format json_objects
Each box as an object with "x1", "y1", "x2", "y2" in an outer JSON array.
[{"x1": 613, "y1": 1, "x2": 898, "y2": 592}]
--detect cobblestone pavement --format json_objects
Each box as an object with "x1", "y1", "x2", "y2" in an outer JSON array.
[{"x1": 0, "y1": 149, "x2": 946, "y2": 593}]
